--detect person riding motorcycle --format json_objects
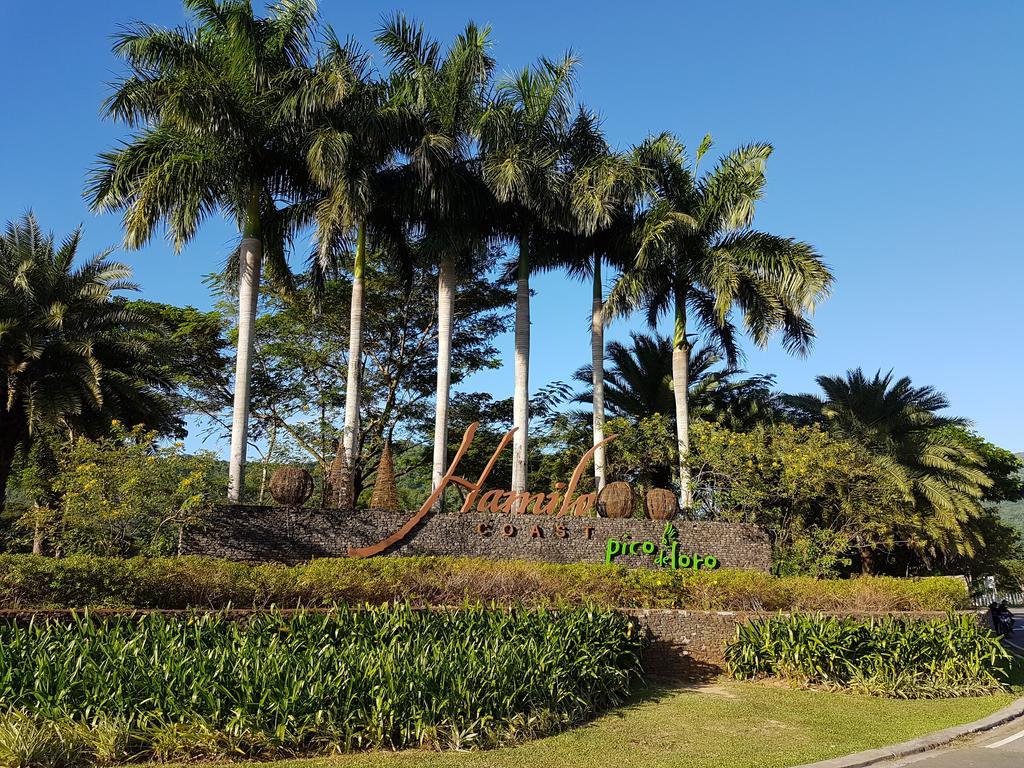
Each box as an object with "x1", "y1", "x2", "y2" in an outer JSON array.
[{"x1": 990, "y1": 600, "x2": 1015, "y2": 637}]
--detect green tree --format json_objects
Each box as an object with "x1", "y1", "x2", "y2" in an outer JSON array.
[
  {"x1": 783, "y1": 369, "x2": 992, "y2": 567},
  {"x1": 87, "y1": 0, "x2": 356, "y2": 501},
  {"x1": 190, "y1": 255, "x2": 511, "y2": 503},
  {"x1": 538, "y1": 108, "x2": 639, "y2": 493},
  {"x1": 689, "y1": 420, "x2": 903, "y2": 576},
  {"x1": 374, "y1": 16, "x2": 497, "y2": 501},
  {"x1": 6, "y1": 431, "x2": 60, "y2": 554},
  {"x1": 607, "y1": 133, "x2": 832, "y2": 508},
  {"x1": 481, "y1": 53, "x2": 579, "y2": 496},
  {"x1": 53, "y1": 423, "x2": 218, "y2": 556},
  {"x1": 305, "y1": 55, "x2": 402, "y2": 486},
  {"x1": 127, "y1": 299, "x2": 234, "y2": 423},
  {"x1": 0, "y1": 213, "x2": 173, "y2": 512},
  {"x1": 573, "y1": 332, "x2": 778, "y2": 430},
  {"x1": 944, "y1": 428, "x2": 1024, "y2": 504}
]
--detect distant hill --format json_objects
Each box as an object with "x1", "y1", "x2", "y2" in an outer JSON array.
[{"x1": 995, "y1": 453, "x2": 1024, "y2": 537}]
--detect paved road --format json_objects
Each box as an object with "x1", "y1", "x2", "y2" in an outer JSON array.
[{"x1": 879, "y1": 617, "x2": 1024, "y2": 767}]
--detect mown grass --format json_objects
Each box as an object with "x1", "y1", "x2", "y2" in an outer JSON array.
[
  {"x1": 0, "y1": 554, "x2": 968, "y2": 612},
  {"x1": 146, "y1": 680, "x2": 1017, "y2": 768}
]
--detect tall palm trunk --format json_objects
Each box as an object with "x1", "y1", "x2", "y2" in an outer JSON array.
[
  {"x1": 342, "y1": 223, "x2": 367, "y2": 477},
  {"x1": 671, "y1": 284, "x2": 693, "y2": 509},
  {"x1": 32, "y1": 503, "x2": 43, "y2": 555},
  {"x1": 591, "y1": 254, "x2": 607, "y2": 493},
  {"x1": 432, "y1": 257, "x2": 455, "y2": 509},
  {"x1": 511, "y1": 229, "x2": 531, "y2": 495},
  {"x1": 227, "y1": 198, "x2": 262, "y2": 503}
]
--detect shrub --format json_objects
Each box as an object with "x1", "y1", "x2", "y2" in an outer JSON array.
[
  {"x1": 0, "y1": 605, "x2": 641, "y2": 762},
  {"x1": 725, "y1": 612, "x2": 1011, "y2": 698},
  {"x1": 689, "y1": 421, "x2": 909, "y2": 577},
  {"x1": 0, "y1": 554, "x2": 968, "y2": 612},
  {"x1": 44, "y1": 424, "x2": 219, "y2": 557}
]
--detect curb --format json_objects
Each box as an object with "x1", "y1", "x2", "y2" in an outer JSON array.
[{"x1": 794, "y1": 695, "x2": 1024, "y2": 768}]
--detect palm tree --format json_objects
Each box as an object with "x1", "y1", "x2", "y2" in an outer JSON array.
[
  {"x1": 783, "y1": 369, "x2": 991, "y2": 564},
  {"x1": 0, "y1": 213, "x2": 173, "y2": 510},
  {"x1": 87, "y1": 0, "x2": 355, "y2": 502},
  {"x1": 535, "y1": 109, "x2": 639, "y2": 493},
  {"x1": 573, "y1": 332, "x2": 777, "y2": 429},
  {"x1": 374, "y1": 15, "x2": 496, "y2": 504},
  {"x1": 607, "y1": 133, "x2": 832, "y2": 508},
  {"x1": 480, "y1": 54, "x2": 578, "y2": 495}
]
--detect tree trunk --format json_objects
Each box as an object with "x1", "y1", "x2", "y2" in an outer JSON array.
[
  {"x1": 227, "y1": 199, "x2": 263, "y2": 504},
  {"x1": 342, "y1": 223, "x2": 367, "y2": 475},
  {"x1": 432, "y1": 257, "x2": 455, "y2": 510},
  {"x1": 257, "y1": 420, "x2": 277, "y2": 505},
  {"x1": 32, "y1": 503, "x2": 43, "y2": 555},
  {"x1": 511, "y1": 229, "x2": 531, "y2": 496},
  {"x1": 671, "y1": 284, "x2": 693, "y2": 509},
  {"x1": 859, "y1": 546, "x2": 875, "y2": 575},
  {"x1": 591, "y1": 254, "x2": 607, "y2": 493}
]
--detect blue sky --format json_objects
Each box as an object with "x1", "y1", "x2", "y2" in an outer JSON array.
[{"x1": 2, "y1": 1, "x2": 1022, "y2": 452}]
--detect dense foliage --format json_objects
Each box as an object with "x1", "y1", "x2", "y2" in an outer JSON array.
[
  {"x1": 0, "y1": 214, "x2": 174, "y2": 512},
  {"x1": 725, "y1": 613, "x2": 1011, "y2": 698},
  {"x1": 573, "y1": 333, "x2": 777, "y2": 429},
  {"x1": 0, "y1": 555, "x2": 967, "y2": 612},
  {"x1": 0, "y1": 605, "x2": 641, "y2": 762},
  {"x1": 6, "y1": 424, "x2": 219, "y2": 556},
  {"x1": 1, "y1": 1, "x2": 1019, "y2": 587},
  {"x1": 689, "y1": 421, "x2": 904, "y2": 577}
]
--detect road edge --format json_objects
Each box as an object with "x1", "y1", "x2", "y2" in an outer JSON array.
[{"x1": 794, "y1": 695, "x2": 1024, "y2": 768}]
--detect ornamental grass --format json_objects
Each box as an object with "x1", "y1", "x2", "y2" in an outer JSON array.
[
  {"x1": 0, "y1": 605, "x2": 642, "y2": 764},
  {"x1": 725, "y1": 612, "x2": 1011, "y2": 698}
]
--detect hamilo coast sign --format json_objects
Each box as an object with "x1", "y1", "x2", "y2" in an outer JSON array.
[{"x1": 348, "y1": 421, "x2": 719, "y2": 571}]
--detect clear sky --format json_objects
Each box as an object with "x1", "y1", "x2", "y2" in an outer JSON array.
[{"x1": 2, "y1": 1, "x2": 1022, "y2": 452}]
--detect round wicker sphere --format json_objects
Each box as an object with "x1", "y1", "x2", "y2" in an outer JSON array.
[
  {"x1": 269, "y1": 467, "x2": 314, "y2": 506},
  {"x1": 645, "y1": 488, "x2": 679, "y2": 520},
  {"x1": 598, "y1": 481, "x2": 635, "y2": 519}
]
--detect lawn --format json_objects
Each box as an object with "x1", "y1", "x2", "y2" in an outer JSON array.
[{"x1": 153, "y1": 679, "x2": 1017, "y2": 768}]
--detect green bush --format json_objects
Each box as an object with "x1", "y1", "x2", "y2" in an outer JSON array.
[
  {"x1": 725, "y1": 612, "x2": 1011, "y2": 698},
  {"x1": 0, "y1": 605, "x2": 641, "y2": 762},
  {"x1": 0, "y1": 554, "x2": 968, "y2": 612}
]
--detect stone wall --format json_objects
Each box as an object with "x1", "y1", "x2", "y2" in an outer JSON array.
[
  {"x1": 182, "y1": 505, "x2": 772, "y2": 572},
  {"x1": 624, "y1": 609, "x2": 977, "y2": 678}
]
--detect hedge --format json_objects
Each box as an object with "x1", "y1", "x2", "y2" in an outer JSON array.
[
  {"x1": 0, "y1": 554, "x2": 967, "y2": 612},
  {"x1": 0, "y1": 605, "x2": 642, "y2": 762}
]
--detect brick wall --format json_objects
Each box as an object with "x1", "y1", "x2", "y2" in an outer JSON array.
[{"x1": 182, "y1": 505, "x2": 773, "y2": 572}]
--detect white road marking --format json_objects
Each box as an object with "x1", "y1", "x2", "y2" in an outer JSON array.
[{"x1": 986, "y1": 727, "x2": 1024, "y2": 749}]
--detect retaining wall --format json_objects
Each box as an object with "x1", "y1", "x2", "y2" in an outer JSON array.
[{"x1": 182, "y1": 505, "x2": 773, "y2": 571}]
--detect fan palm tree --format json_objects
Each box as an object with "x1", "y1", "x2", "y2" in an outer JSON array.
[
  {"x1": 374, "y1": 15, "x2": 497, "y2": 502},
  {"x1": 480, "y1": 53, "x2": 578, "y2": 495},
  {"x1": 0, "y1": 213, "x2": 173, "y2": 511},
  {"x1": 87, "y1": 0, "x2": 356, "y2": 501},
  {"x1": 607, "y1": 133, "x2": 832, "y2": 507},
  {"x1": 574, "y1": 332, "x2": 777, "y2": 429},
  {"x1": 783, "y1": 369, "x2": 991, "y2": 562}
]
